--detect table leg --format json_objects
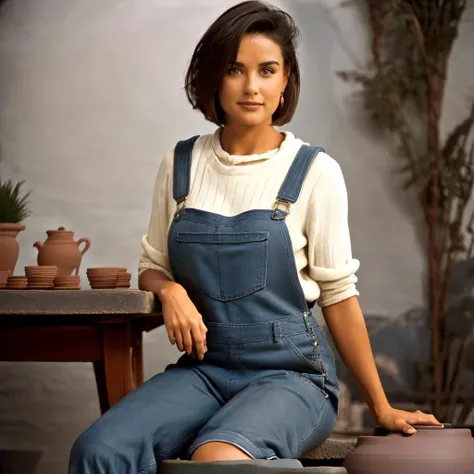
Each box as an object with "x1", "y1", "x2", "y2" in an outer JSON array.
[
  {"x1": 131, "y1": 322, "x2": 144, "y2": 388},
  {"x1": 102, "y1": 323, "x2": 134, "y2": 408},
  {"x1": 93, "y1": 360, "x2": 110, "y2": 414}
]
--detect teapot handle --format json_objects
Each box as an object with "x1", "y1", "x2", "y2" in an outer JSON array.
[
  {"x1": 74, "y1": 238, "x2": 91, "y2": 276},
  {"x1": 77, "y1": 237, "x2": 91, "y2": 256}
]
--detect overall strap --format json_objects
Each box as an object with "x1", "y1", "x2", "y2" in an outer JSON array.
[
  {"x1": 172, "y1": 135, "x2": 200, "y2": 205},
  {"x1": 272, "y1": 145, "x2": 325, "y2": 219}
]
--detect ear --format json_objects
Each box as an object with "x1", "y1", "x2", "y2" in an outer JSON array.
[{"x1": 283, "y1": 67, "x2": 290, "y2": 90}]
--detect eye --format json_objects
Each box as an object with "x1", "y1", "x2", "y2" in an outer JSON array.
[
  {"x1": 228, "y1": 67, "x2": 241, "y2": 76},
  {"x1": 261, "y1": 68, "x2": 275, "y2": 76}
]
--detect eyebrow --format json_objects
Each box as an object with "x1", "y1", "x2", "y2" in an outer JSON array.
[{"x1": 232, "y1": 61, "x2": 280, "y2": 67}]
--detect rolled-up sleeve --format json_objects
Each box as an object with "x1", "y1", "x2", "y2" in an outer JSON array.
[
  {"x1": 138, "y1": 150, "x2": 175, "y2": 281},
  {"x1": 306, "y1": 154, "x2": 360, "y2": 308}
]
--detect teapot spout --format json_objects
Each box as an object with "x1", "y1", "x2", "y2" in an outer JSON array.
[{"x1": 33, "y1": 241, "x2": 44, "y2": 250}]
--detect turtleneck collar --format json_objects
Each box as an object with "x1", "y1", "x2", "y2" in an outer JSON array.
[{"x1": 211, "y1": 128, "x2": 293, "y2": 166}]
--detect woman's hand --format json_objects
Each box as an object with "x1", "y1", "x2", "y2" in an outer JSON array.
[
  {"x1": 376, "y1": 407, "x2": 443, "y2": 435},
  {"x1": 159, "y1": 282, "x2": 208, "y2": 360}
]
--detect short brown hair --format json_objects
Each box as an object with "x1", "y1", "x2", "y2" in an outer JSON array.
[{"x1": 184, "y1": 1, "x2": 301, "y2": 126}]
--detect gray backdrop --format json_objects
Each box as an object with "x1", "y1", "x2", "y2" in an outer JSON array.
[{"x1": 0, "y1": 0, "x2": 473, "y2": 472}]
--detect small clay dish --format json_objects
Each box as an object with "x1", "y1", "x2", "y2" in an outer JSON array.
[
  {"x1": 55, "y1": 280, "x2": 80, "y2": 285},
  {"x1": 28, "y1": 280, "x2": 54, "y2": 288},
  {"x1": 26, "y1": 273, "x2": 57, "y2": 280},
  {"x1": 117, "y1": 272, "x2": 131, "y2": 280},
  {"x1": 27, "y1": 276, "x2": 55, "y2": 282},
  {"x1": 88, "y1": 277, "x2": 117, "y2": 283},
  {"x1": 87, "y1": 267, "x2": 126, "y2": 274},
  {"x1": 55, "y1": 278, "x2": 81, "y2": 289},
  {"x1": 7, "y1": 277, "x2": 28, "y2": 289},
  {"x1": 25, "y1": 265, "x2": 57, "y2": 274},
  {"x1": 7, "y1": 276, "x2": 28, "y2": 285},
  {"x1": 25, "y1": 265, "x2": 57, "y2": 270},
  {"x1": 54, "y1": 276, "x2": 80, "y2": 283}
]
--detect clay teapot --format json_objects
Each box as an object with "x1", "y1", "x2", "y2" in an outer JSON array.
[
  {"x1": 344, "y1": 424, "x2": 474, "y2": 474},
  {"x1": 34, "y1": 227, "x2": 91, "y2": 276}
]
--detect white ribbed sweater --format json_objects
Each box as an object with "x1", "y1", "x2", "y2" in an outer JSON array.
[{"x1": 138, "y1": 128, "x2": 360, "y2": 308}]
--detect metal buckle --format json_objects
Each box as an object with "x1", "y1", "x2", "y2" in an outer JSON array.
[
  {"x1": 176, "y1": 196, "x2": 187, "y2": 211},
  {"x1": 174, "y1": 196, "x2": 187, "y2": 220},
  {"x1": 273, "y1": 199, "x2": 291, "y2": 214}
]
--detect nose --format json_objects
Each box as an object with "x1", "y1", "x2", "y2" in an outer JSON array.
[{"x1": 244, "y1": 72, "x2": 259, "y2": 96}]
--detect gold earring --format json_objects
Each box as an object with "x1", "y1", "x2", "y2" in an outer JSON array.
[{"x1": 280, "y1": 93, "x2": 285, "y2": 107}]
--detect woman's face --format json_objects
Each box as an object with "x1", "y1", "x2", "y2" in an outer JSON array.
[{"x1": 218, "y1": 33, "x2": 289, "y2": 129}]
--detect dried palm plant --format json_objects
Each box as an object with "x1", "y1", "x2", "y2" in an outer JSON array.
[{"x1": 338, "y1": 0, "x2": 474, "y2": 422}]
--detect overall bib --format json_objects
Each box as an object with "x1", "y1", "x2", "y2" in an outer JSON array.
[{"x1": 69, "y1": 137, "x2": 339, "y2": 474}]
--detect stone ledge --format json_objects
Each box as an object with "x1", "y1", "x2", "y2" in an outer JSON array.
[
  {"x1": 301, "y1": 436, "x2": 357, "y2": 460},
  {"x1": 0, "y1": 290, "x2": 161, "y2": 315}
]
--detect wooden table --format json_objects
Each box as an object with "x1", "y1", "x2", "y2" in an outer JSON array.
[
  {"x1": 0, "y1": 290, "x2": 163, "y2": 413},
  {"x1": 0, "y1": 289, "x2": 357, "y2": 462}
]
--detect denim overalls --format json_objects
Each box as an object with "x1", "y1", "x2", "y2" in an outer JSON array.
[{"x1": 69, "y1": 136, "x2": 339, "y2": 474}]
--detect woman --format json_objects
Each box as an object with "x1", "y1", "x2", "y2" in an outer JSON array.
[{"x1": 69, "y1": 2, "x2": 441, "y2": 473}]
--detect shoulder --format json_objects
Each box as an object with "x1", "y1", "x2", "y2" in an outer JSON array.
[
  {"x1": 310, "y1": 150, "x2": 345, "y2": 186},
  {"x1": 158, "y1": 132, "x2": 215, "y2": 175},
  {"x1": 286, "y1": 133, "x2": 345, "y2": 188},
  {"x1": 282, "y1": 134, "x2": 348, "y2": 208}
]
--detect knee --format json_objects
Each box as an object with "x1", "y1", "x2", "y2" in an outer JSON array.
[
  {"x1": 191, "y1": 442, "x2": 252, "y2": 462},
  {"x1": 69, "y1": 431, "x2": 118, "y2": 469}
]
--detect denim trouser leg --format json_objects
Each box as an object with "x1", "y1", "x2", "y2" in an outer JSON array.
[
  {"x1": 187, "y1": 370, "x2": 337, "y2": 460},
  {"x1": 68, "y1": 365, "x2": 224, "y2": 474}
]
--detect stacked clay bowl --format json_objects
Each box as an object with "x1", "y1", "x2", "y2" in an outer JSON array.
[
  {"x1": 54, "y1": 275, "x2": 81, "y2": 290},
  {"x1": 87, "y1": 267, "x2": 127, "y2": 289},
  {"x1": 6, "y1": 275, "x2": 27, "y2": 290},
  {"x1": 116, "y1": 272, "x2": 131, "y2": 289},
  {"x1": 0, "y1": 270, "x2": 11, "y2": 289},
  {"x1": 344, "y1": 424, "x2": 474, "y2": 474},
  {"x1": 25, "y1": 265, "x2": 57, "y2": 289}
]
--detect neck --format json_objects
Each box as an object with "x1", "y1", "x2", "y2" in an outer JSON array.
[{"x1": 220, "y1": 123, "x2": 284, "y2": 156}]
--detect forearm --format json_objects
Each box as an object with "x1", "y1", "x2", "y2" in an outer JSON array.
[
  {"x1": 138, "y1": 269, "x2": 179, "y2": 302},
  {"x1": 322, "y1": 296, "x2": 390, "y2": 418}
]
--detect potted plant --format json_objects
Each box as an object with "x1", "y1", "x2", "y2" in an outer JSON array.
[{"x1": 0, "y1": 177, "x2": 31, "y2": 273}]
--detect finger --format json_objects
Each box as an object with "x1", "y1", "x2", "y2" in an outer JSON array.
[
  {"x1": 173, "y1": 323, "x2": 184, "y2": 352},
  {"x1": 165, "y1": 324, "x2": 176, "y2": 346},
  {"x1": 411, "y1": 411, "x2": 443, "y2": 427},
  {"x1": 182, "y1": 326, "x2": 194, "y2": 355},
  {"x1": 395, "y1": 418, "x2": 416, "y2": 435},
  {"x1": 429, "y1": 414, "x2": 443, "y2": 426},
  {"x1": 200, "y1": 321, "x2": 208, "y2": 350},
  {"x1": 418, "y1": 410, "x2": 442, "y2": 425},
  {"x1": 192, "y1": 325, "x2": 206, "y2": 360}
]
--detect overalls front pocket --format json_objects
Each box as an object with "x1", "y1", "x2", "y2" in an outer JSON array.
[{"x1": 175, "y1": 231, "x2": 269, "y2": 301}]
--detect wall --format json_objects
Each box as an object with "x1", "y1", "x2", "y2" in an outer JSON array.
[{"x1": 0, "y1": 0, "x2": 473, "y2": 472}]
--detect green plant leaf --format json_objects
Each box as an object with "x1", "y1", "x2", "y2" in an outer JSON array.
[{"x1": 0, "y1": 177, "x2": 32, "y2": 223}]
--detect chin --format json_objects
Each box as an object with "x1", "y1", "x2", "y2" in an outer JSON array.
[{"x1": 229, "y1": 113, "x2": 271, "y2": 129}]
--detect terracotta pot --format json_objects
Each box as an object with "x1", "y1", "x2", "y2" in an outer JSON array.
[
  {"x1": 54, "y1": 277, "x2": 80, "y2": 282},
  {"x1": 344, "y1": 425, "x2": 474, "y2": 474},
  {"x1": 0, "y1": 223, "x2": 25, "y2": 274},
  {"x1": 34, "y1": 227, "x2": 91, "y2": 276},
  {"x1": 87, "y1": 267, "x2": 126, "y2": 273}
]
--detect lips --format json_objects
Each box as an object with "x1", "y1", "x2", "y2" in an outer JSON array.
[{"x1": 238, "y1": 102, "x2": 263, "y2": 106}]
